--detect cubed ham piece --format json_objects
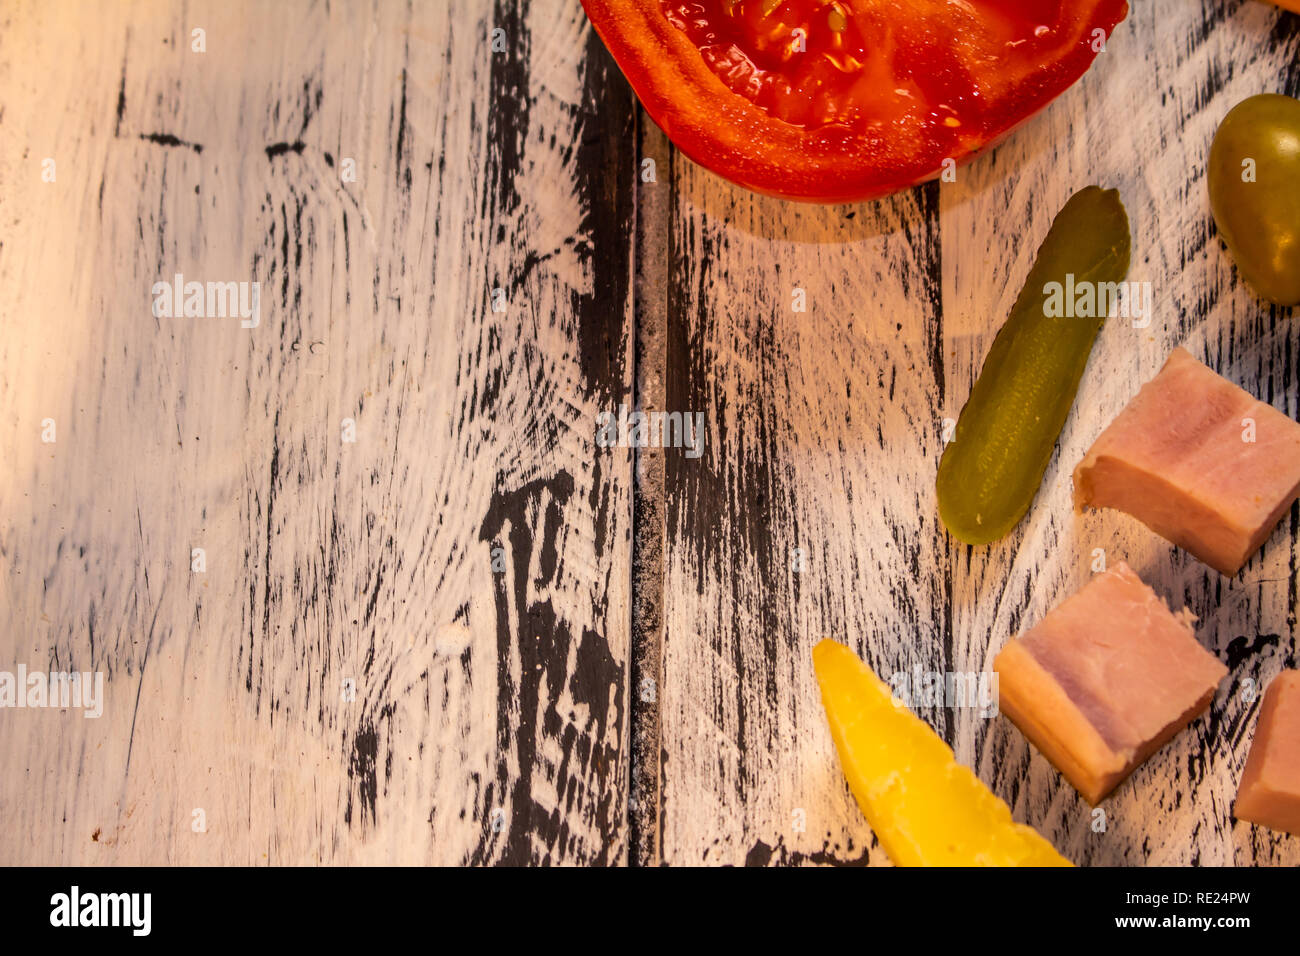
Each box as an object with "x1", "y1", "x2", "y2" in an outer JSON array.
[
  {"x1": 1073, "y1": 347, "x2": 1300, "y2": 576},
  {"x1": 994, "y1": 561, "x2": 1227, "y2": 805},
  {"x1": 1235, "y1": 671, "x2": 1300, "y2": 836}
]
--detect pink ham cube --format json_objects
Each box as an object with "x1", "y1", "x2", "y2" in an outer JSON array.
[
  {"x1": 1235, "y1": 671, "x2": 1300, "y2": 836},
  {"x1": 1073, "y1": 348, "x2": 1300, "y2": 576},
  {"x1": 994, "y1": 561, "x2": 1228, "y2": 805}
]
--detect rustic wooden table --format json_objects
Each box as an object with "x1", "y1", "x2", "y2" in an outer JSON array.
[{"x1": 1, "y1": 0, "x2": 1297, "y2": 866}]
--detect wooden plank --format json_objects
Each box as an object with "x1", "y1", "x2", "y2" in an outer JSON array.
[
  {"x1": 650, "y1": 1, "x2": 1299, "y2": 865},
  {"x1": 655, "y1": 165, "x2": 946, "y2": 864},
  {"x1": 943, "y1": 0, "x2": 1300, "y2": 866},
  {"x1": 0, "y1": 0, "x2": 636, "y2": 865}
]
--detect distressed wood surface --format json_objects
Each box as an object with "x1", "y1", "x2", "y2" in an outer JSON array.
[
  {"x1": 656, "y1": 178, "x2": 946, "y2": 866},
  {"x1": 2, "y1": 0, "x2": 1298, "y2": 868},
  {"x1": 653, "y1": 0, "x2": 1300, "y2": 865},
  {"x1": 943, "y1": 0, "x2": 1300, "y2": 867},
  {"x1": 0, "y1": 0, "x2": 636, "y2": 865}
]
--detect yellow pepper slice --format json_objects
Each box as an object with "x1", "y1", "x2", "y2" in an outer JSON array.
[{"x1": 814, "y1": 639, "x2": 1072, "y2": 866}]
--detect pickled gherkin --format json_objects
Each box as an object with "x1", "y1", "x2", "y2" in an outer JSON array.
[{"x1": 937, "y1": 187, "x2": 1131, "y2": 545}]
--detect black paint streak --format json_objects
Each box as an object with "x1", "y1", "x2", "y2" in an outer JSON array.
[
  {"x1": 919, "y1": 181, "x2": 944, "y2": 409},
  {"x1": 474, "y1": 473, "x2": 625, "y2": 865},
  {"x1": 139, "y1": 132, "x2": 202, "y2": 154},
  {"x1": 346, "y1": 724, "x2": 379, "y2": 826},
  {"x1": 394, "y1": 66, "x2": 410, "y2": 191},
  {"x1": 1272, "y1": 12, "x2": 1300, "y2": 97},
  {"x1": 113, "y1": 51, "x2": 127, "y2": 138},
  {"x1": 345, "y1": 719, "x2": 395, "y2": 829},
  {"x1": 744, "y1": 835, "x2": 871, "y2": 867},
  {"x1": 265, "y1": 140, "x2": 306, "y2": 159},
  {"x1": 299, "y1": 77, "x2": 322, "y2": 136},
  {"x1": 253, "y1": 415, "x2": 280, "y2": 704},
  {"x1": 1222, "y1": 632, "x2": 1283, "y2": 675},
  {"x1": 572, "y1": 29, "x2": 637, "y2": 407}
]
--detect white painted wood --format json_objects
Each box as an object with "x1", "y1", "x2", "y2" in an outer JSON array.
[
  {"x1": 0, "y1": 0, "x2": 635, "y2": 865},
  {"x1": 655, "y1": 0, "x2": 1300, "y2": 865},
  {"x1": 657, "y1": 174, "x2": 946, "y2": 865},
  {"x1": 943, "y1": 0, "x2": 1300, "y2": 866}
]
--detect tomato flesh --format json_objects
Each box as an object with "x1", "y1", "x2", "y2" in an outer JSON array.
[
  {"x1": 668, "y1": 2, "x2": 1069, "y2": 134},
  {"x1": 584, "y1": 0, "x2": 1129, "y2": 201}
]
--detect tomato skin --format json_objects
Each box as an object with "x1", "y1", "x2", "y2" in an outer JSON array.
[
  {"x1": 1207, "y1": 94, "x2": 1300, "y2": 307},
  {"x1": 582, "y1": 0, "x2": 1130, "y2": 203}
]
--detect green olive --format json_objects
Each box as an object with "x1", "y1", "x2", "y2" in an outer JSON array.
[{"x1": 1207, "y1": 93, "x2": 1300, "y2": 307}]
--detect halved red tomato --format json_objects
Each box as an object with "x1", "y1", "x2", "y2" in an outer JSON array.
[{"x1": 583, "y1": 0, "x2": 1129, "y2": 202}]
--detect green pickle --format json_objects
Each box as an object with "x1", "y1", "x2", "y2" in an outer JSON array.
[{"x1": 937, "y1": 186, "x2": 1131, "y2": 545}]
